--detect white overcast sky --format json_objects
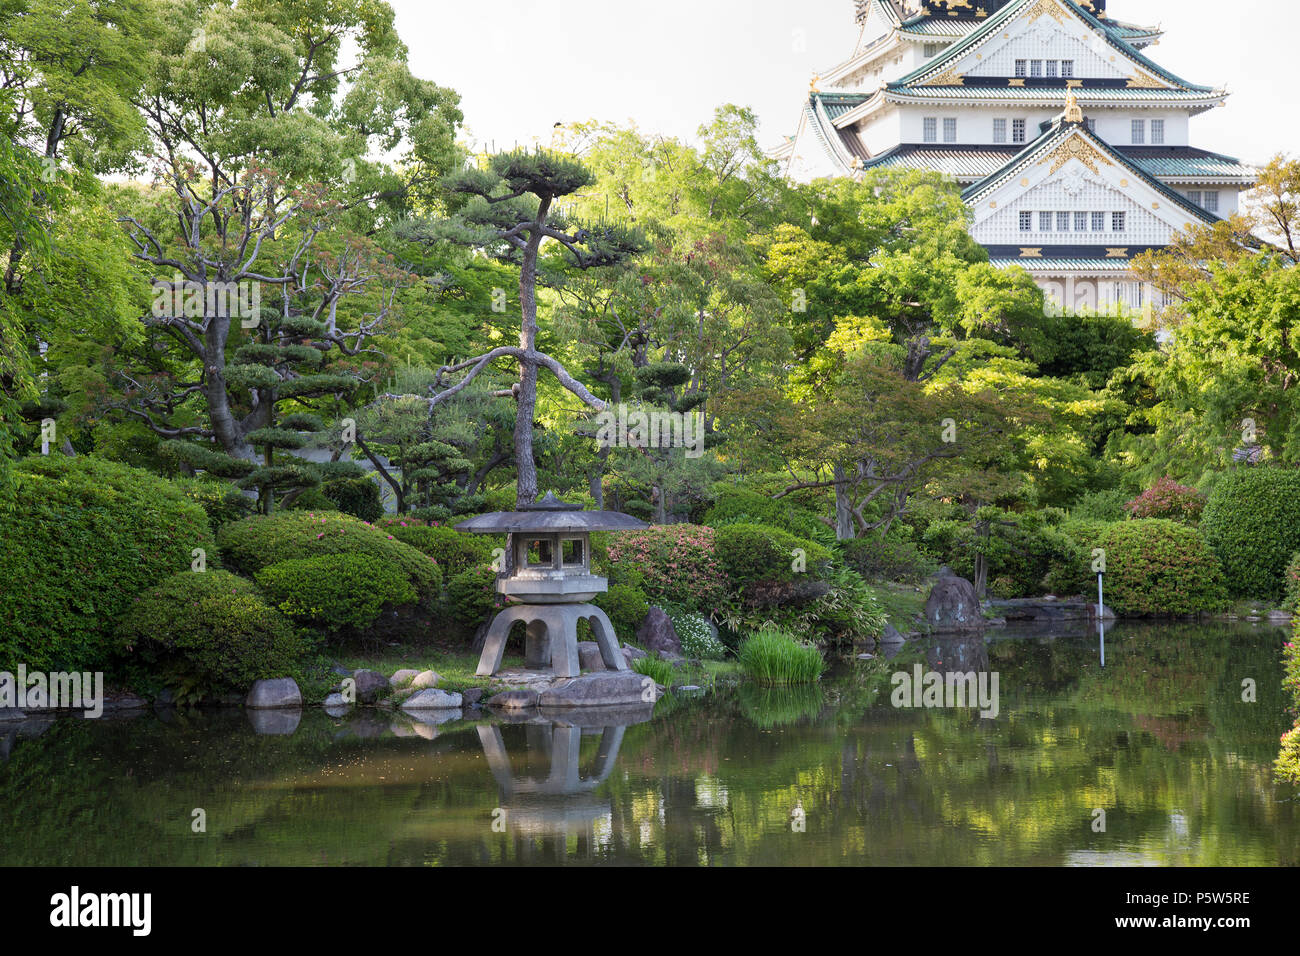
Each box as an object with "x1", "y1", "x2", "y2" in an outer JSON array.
[{"x1": 392, "y1": 0, "x2": 1295, "y2": 167}]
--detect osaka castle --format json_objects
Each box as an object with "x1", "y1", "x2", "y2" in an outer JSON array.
[{"x1": 773, "y1": 0, "x2": 1258, "y2": 316}]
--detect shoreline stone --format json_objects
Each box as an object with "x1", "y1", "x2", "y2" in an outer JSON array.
[{"x1": 245, "y1": 678, "x2": 302, "y2": 710}]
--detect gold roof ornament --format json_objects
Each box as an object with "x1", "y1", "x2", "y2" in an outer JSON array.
[{"x1": 1064, "y1": 90, "x2": 1084, "y2": 124}]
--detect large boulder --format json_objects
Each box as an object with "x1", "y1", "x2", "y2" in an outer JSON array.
[
  {"x1": 409, "y1": 670, "x2": 440, "y2": 690},
  {"x1": 402, "y1": 688, "x2": 463, "y2": 711},
  {"x1": 389, "y1": 669, "x2": 420, "y2": 688},
  {"x1": 635, "y1": 608, "x2": 682, "y2": 656},
  {"x1": 924, "y1": 572, "x2": 985, "y2": 632},
  {"x1": 538, "y1": 671, "x2": 653, "y2": 709},
  {"x1": 245, "y1": 678, "x2": 302, "y2": 710},
  {"x1": 352, "y1": 670, "x2": 392, "y2": 704},
  {"x1": 487, "y1": 688, "x2": 540, "y2": 711}
]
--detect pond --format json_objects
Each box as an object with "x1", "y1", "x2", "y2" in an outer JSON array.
[{"x1": 2, "y1": 622, "x2": 1297, "y2": 866}]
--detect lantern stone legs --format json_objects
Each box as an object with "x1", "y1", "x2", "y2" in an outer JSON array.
[{"x1": 476, "y1": 603, "x2": 629, "y2": 678}]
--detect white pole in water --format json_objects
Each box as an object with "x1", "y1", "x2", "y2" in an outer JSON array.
[{"x1": 1097, "y1": 571, "x2": 1105, "y2": 668}]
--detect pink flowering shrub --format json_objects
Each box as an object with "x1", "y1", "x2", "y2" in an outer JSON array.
[
  {"x1": 1126, "y1": 476, "x2": 1206, "y2": 523},
  {"x1": 606, "y1": 524, "x2": 728, "y2": 614}
]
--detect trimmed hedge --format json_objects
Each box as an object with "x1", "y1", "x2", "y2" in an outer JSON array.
[
  {"x1": 714, "y1": 523, "x2": 833, "y2": 594},
  {"x1": 378, "y1": 522, "x2": 496, "y2": 579},
  {"x1": 703, "y1": 486, "x2": 823, "y2": 538},
  {"x1": 173, "y1": 477, "x2": 256, "y2": 530},
  {"x1": 1097, "y1": 519, "x2": 1226, "y2": 615},
  {"x1": 1126, "y1": 477, "x2": 1205, "y2": 523},
  {"x1": 1201, "y1": 468, "x2": 1300, "y2": 600},
  {"x1": 0, "y1": 457, "x2": 216, "y2": 672},
  {"x1": 216, "y1": 510, "x2": 441, "y2": 599},
  {"x1": 446, "y1": 565, "x2": 504, "y2": 629},
  {"x1": 319, "y1": 476, "x2": 383, "y2": 522},
  {"x1": 255, "y1": 553, "x2": 419, "y2": 633},
  {"x1": 841, "y1": 535, "x2": 936, "y2": 583},
  {"x1": 116, "y1": 571, "x2": 304, "y2": 692},
  {"x1": 593, "y1": 583, "x2": 649, "y2": 642}
]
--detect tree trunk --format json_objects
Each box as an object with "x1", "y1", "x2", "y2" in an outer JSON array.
[
  {"x1": 513, "y1": 201, "x2": 550, "y2": 509},
  {"x1": 833, "y1": 464, "x2": 855, "y2": 540}
]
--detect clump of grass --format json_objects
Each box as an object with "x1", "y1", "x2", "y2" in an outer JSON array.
[
  {"x1": 737, "y1": 627, "x2": 824, "y2": 685},
  {"x1": 631, "y1": 655, "x2": 674, "y2": 685}
]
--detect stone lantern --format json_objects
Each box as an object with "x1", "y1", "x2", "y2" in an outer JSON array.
[{"x1": 455, "y1": 493, "x2": 648, "y2": 678}]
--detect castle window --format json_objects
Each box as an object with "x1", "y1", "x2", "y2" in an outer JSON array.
[
  {"x1": 1075, "y1": 211, "x2": 1088, "y2": 231},
  {"x1": 1204, "y1": 190, "x2": 1219, "y2": 213},
  {"x1": 993, "y1": 118, "x2": 1007, "y2": 143},
  {"x1": 1061, "y1": 60, "x2": 1075, "y2": 78},
  {"x1": 943, "y1": 117, "x2": 957, "y2": 143},
  {"x1": 1030, "y1": 60, "x2": 1043, "y2": 77},
  {"x1": 1012, "y1": 119, "x2": 1026, "y2": 143},
  {"x1": 924, "y1": 43, "x2": 941, "y2": 57},
  {"x1": 1131, "y1": 119, "x2": 1146, "y2": 144},
  {"x1": 1057, "y1": 211, "x2": 1071, "y2": 231},
  {"x1": 1186, "y1": 190, "x2": 1202, "y2": 206},
  {"x1": 1015, "y1": 59, "x2": 1027, "y2": 78},
  {"x1": 1020, "y1": 211, "x2": 1033, "y2": 232},
  {"x1": 1113, "y1": 211, "x2": 1127, "y2": 232},
  {"x1": 1039, "y1": 211, "x2": 1053, "y2": 231},
  {"x1": 1085, "y1": 118, "x2": 1096, "y2": 133},
  {"x1": 923, "y1": 117, "x2": 937, "y2": 142},
  {"x1": 1151, "y1": 119, "x2": 1165, "y2": 144},
  {"x1": 1092, "y1": 212, "x2": 1106, "y2": 231},
  {"x1": 1045, "y1": 60, "x2": 1058, "y2": 78}
]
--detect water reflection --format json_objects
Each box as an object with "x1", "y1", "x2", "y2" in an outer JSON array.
[
  {"x1": 477, "y1": 707, "x2": 651, "y2": 840},
  {"x1": 0, "y1": 623, "x2": 1296, "y2": 866}
]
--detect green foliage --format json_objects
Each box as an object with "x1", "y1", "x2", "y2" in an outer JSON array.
[
  {"x1": 606, "y1": 525, "x2": 728, "y2": 614},
  {"x1": 446, "y1": 565, "x2": 503, "y2": 628},
  {"x1": 714, "y1": 523, "x2": 832, "y2": 593},
  {"x1": 703, "y1": 485, "x2": 823, "y2": 538},
  {"x1": 378, "y1": 521, "x2": 495, "y2": 578},
  {"x1": 1070, "y1": 488, "x2": 1131, "y2": 522},
  {"x1": 923, "y1": 510, "x2": 1079, "y2": 599},
  {"x1": 1200, "y1": 468, "x2": 1300, "y2": 600},
  {"x1": 0, "y1": 457, "x2": 215, "y2": 672},
  {"x1": 1098, "y1": 520, "x2": 1227, "y2": 615},
  {"x1": 631, "y1": 654, "x2": 674, "y2": 685},
  {"x1": 255, "y1": 554, "x2": 419, "y2": 634},
  {"x1": 1044, "y1": 518, "x2": 1112, "y2": 596},
  {"x1": 116, "y1": 571, "x2": 305, "y2": 694},
  {"x1": 318, "y1": 476, "x2": 384, "y2": 522},
  {"x1": 840, "y1": 535, "x2": 937, "y2": 583},
  {"x1": 737, "y1": 628, "x2": 825, "y2": 686},
  {"x1": 593, "y1": 584, "x2": 650, "y2": 643},
  {"x1": 1277, "y1": 635, "x2": 1300, "y2": 783},
  {"x1": 173, "y1": 477, "x2": 256, "y2": 531},
  {"x1": 215, "y1": 511, "x2": 441, "y2": 599}
]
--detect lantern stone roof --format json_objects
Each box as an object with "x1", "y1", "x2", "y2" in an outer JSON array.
[{"x1": 454, "y1": 492, "x2": 648, "y2": 534}]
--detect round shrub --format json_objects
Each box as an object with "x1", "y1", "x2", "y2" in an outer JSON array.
[
  {"x1": 255, "y1": 553, "x2": 419, "y2": 633},
  {"x1": 1043, "y1": 518, "x2": 1112, "y2": 596},
  {"x1": 703, "y1": 485, "x2": 823, "y2": 538},
  {"x1": 216, "y1": 510, "x2": 441, "y2": 599},
  {"x1": 1126, "y1": 476, "x2": 1205, "y2": 523},
  {"x1": 116, "y1": 570, "x2": 304, "y2": 692},
  {"x1": 378, "y1": 521, "x2": 495, "y2": 579},
  {"x1": 447, "y1": 565, "x2": 504, "y2": 628},
  {"x1": 606, "y1": 525, "x2": 728, "y2": 614},
  {"x1": 593, "y1": 583, "x2": 649, "y2": 642},
  {"x1": 840, "y1": 535, "x2": 936, "y2": 582},
  {"x1": 0, "y1": 456, "x2": 216, "y2": 672},
  {"x1": 1097, "y1": 519, "x2": 1226, "y2": 615},
  {"x1": 1201, "y1": 469, "x2": 1300, "y2": 600},
  {"x1": 714, "y1": 522, "x2": 833, "y2": 593}
]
